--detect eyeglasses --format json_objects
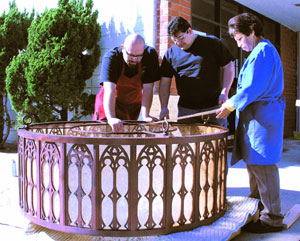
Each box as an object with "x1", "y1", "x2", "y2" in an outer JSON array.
[
  {"x1": 125, "y1": 49, "x2": 144, "y2": 59},
  {"x1": 171, "y1": 30, "x2": 188, "y2": 44}
]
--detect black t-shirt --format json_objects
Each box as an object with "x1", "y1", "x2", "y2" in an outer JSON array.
[
  {"x1": 100, "y1": 46, "x2": 160, "y2": 85},
  {"x1": 160, "y1": 35, "x2": 234, "y2": 109}
]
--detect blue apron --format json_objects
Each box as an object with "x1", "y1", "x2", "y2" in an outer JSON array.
[{"x1": 231, "y1": 96, "x2": 285, "y2": 166}]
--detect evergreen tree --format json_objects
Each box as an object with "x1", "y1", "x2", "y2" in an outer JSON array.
[
  {"x1": 6, "y1": 0, "x2": 101, "y2": 125},
  {"x1": 0, "y1": 0, "x2": 33, "y2": 146}
]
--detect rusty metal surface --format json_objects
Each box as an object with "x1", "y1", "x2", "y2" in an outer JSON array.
[{"x1": 17, "y1": 121, "x2": 228, "y2": 236}]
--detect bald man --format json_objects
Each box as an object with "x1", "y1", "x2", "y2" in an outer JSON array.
[{"x1": 93, "y1": 34, "x2": 160, "y2": 131}]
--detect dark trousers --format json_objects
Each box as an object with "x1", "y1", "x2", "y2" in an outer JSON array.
[{"x1": 247, "y1": 164, "x2": 283, "y2": 227}]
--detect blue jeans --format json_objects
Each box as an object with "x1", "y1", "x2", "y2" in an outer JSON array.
[{"x1": 177, "y1": 105, "x2": 227, "y2": 127}]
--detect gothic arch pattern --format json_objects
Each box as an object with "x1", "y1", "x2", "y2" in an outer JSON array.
[
  {"x1": 199, "y1": 141, "x2": 215, "y2": 220},
  {"x1": 40, "y1": 142, "x2": 61, "y2": 223},
  {"x1": 24, "y1": 139, "x2": 37, "y2": 217},
  {"x1": 99, "y1": 145, "x2": 130, "y2": 230},
  {"x1": 67, "y1": 144, "x2": 94, "y2": 228},
  {"x1": 136, "y1": 145, "x2": 166, "y2": 229},
  {"x1": 171, "y1": 143, "x2": 195, "y2": 226}
]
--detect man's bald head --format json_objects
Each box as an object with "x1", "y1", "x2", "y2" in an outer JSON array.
[
  {"x1": 124, "y1": 34, "x2": 145, "y2": 50},
  {"x1": 122, "y1": 34, "x2": 145, "y2": 68}
]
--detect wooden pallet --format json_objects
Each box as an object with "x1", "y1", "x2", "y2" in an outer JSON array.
[
  {"x1": 283, "y1": 204, "x2": 300, "y2": 230},
  {"x1": 227, "y1": 207, "x2": 259, "y2": 240}
]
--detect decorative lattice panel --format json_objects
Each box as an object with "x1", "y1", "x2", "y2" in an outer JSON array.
[{"x1": 18, "y1": 121, "x2": 228, "y2": 236}]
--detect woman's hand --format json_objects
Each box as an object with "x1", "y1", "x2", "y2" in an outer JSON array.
[{"x1": 216, "y1": 106, "x2": 232, "y2": 119}]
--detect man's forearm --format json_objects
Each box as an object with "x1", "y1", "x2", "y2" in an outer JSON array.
[
  {"x1": 159, "y1": 77, "x2": 171, "y2": 109},
  {"x1": 222, "y1": 61, "x2": 235, "y2": 95},
  {"x1": 103, "y1": 82, "x2": 117, "y2": 119},
  {"x1": 141, "y1": 83, "x2": 154, "y2": 118}
]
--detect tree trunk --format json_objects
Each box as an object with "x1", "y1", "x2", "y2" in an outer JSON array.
[
  {"x1": 0, "y1": 92, "x2": 11, "y2": 148},
  {"x1": 0, "y1": 93, "x2": 4, "y2": 145},
  {"x1": 61, "y1": 107, "x2": 68, "y2": 121}
]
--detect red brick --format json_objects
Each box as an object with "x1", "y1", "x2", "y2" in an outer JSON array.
[
  {"x1": 182, "y1": 7, "x2": 190, "y2": 15},
  {"x1": 171, "y1": 3, "x2": 184, "y2": 12},
  {"x1": 280, "y1": 26, "x2": 297, "y2": 137},
  {"x1": 180, "y1": 0, "x2": 191, "y2": 8},
  {"x1": 169, "y1": 9, "x2": 180, "y2": 17}
]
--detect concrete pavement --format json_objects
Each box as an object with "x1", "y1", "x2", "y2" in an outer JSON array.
[{"x1": 227, "y1": 137, "x2": 300, "y2": 240}]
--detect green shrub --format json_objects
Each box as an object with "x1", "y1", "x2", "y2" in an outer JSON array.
[
  {"x1": 0, "y1": 0, "x2": 33, "y2": 145},
  {"x1": 6, "y1": 0, "x2": 101, "y2": 125}
]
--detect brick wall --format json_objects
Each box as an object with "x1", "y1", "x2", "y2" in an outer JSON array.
[
  {"x1": 280, "y1": 26, "x2": 297, "y2": 137},
  {"x1": 155, "y1": 0, "x2": 191, "y2": 94},
  {"x1": 155, "y1": 1, "x2": 298, "y2": 137}
]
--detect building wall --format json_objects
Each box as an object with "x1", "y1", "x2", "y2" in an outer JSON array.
[
  {"x1": 156, "y1": 0, "x2": 298, "y2": 138},
  {"x1": 89, "y1": 0, "x2": 158, "y2": 96},
  {"x1": 2, "y1": 0, "x2": 157, "y2": 142},
  {"x1": 155, "y1": 0, "x2": 191, "y2": 94},
  {"x1": 1, "y1": 0, "x2": 298, "y2": 142},
  {"x1": 280, "y1": 26, "x2": 298, "y2": 137}
]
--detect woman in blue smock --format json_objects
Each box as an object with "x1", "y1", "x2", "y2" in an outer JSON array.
[{"x1": 216, "y1": 13, "x2": 285, "y2": 233}]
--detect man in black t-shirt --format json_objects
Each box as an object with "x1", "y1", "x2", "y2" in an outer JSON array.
[
  {"x1": 159, "y1": 17, "x2": 235, "y2": 126},
  {"x1": 93, "y1": 34, "x2": 160, "y2": 131}
]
